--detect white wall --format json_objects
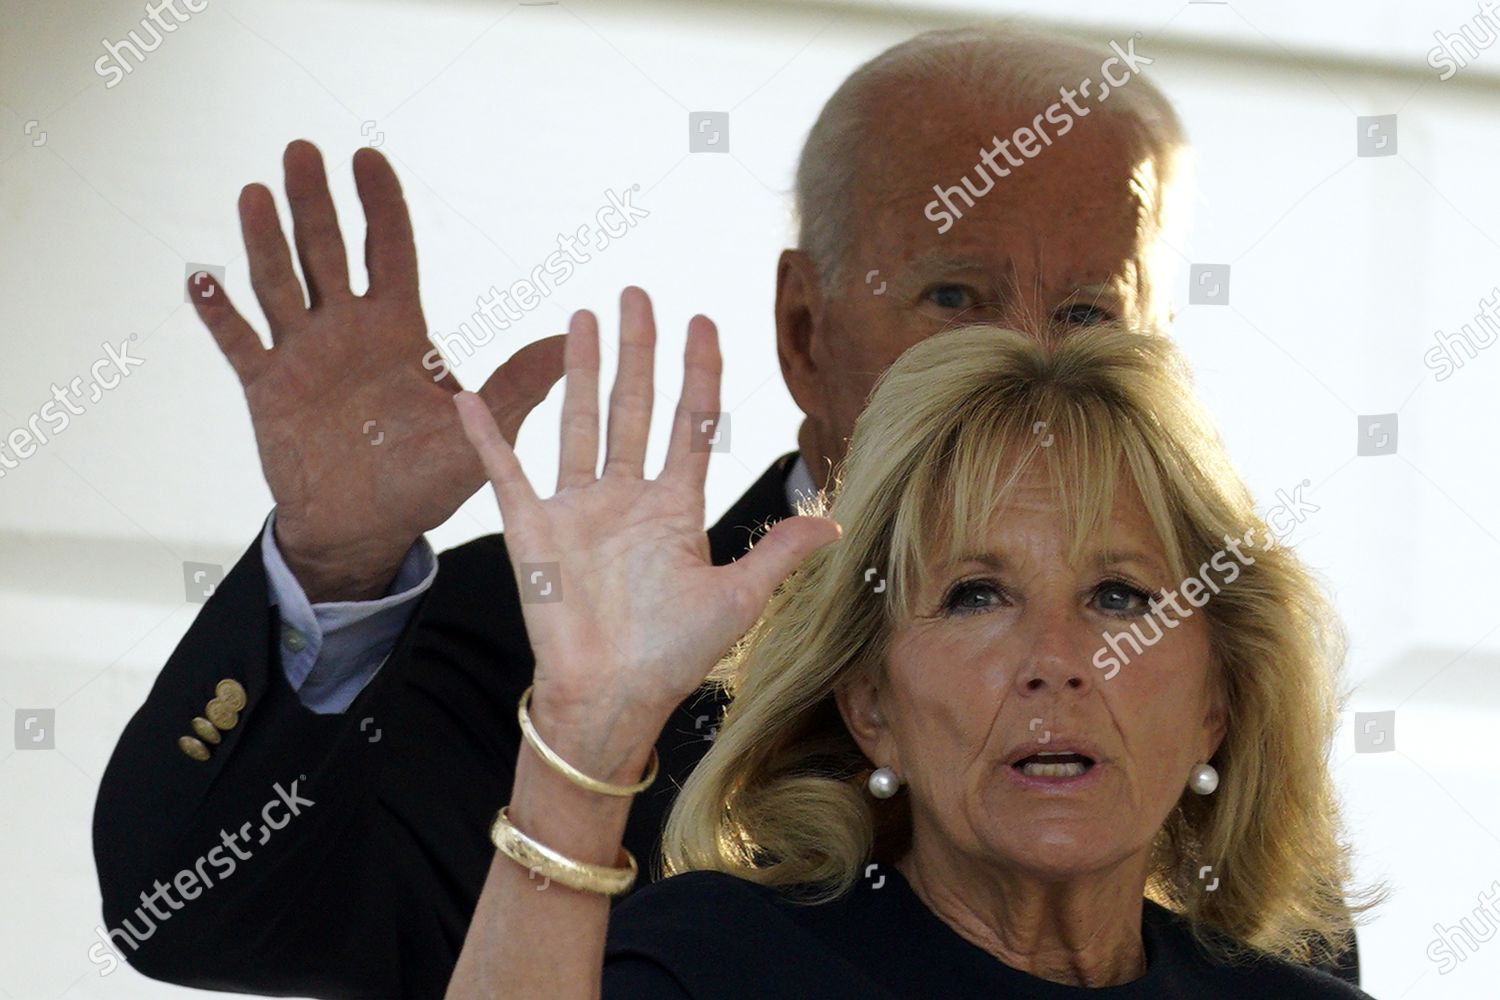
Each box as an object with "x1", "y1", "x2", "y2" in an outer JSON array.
[{"x1": 2, "y1": 0, "x2": 1497, "y2": 996}]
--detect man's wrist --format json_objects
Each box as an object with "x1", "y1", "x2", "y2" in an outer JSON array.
[{"x1": 273, "y1": 518, "x2": 416, "y2": 603}]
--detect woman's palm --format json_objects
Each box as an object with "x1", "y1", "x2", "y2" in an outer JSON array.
[{"x1": 454, "y1": 288, "x2": 840, "y2": 723}]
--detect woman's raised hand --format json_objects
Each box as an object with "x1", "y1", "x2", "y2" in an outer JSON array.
[{"x1": 454, "y1": 287, "x2": 841, "y2": 732}]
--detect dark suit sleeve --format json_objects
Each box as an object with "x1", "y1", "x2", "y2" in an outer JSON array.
[{"x1": 91, "y1": 525, "x2": 538, "y2": 999}]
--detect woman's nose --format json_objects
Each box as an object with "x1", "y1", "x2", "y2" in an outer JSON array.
[{"x1": 1014, "y1": 608, "x2": 1094, "y2": 694}]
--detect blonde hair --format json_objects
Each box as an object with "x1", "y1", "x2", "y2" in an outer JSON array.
[
  {"x1": 662, "y1": 324, "x2": 1379, "y2": 967},
  {"x1": 794, "y1": 24, "x2": 1192, "y2": 327}
]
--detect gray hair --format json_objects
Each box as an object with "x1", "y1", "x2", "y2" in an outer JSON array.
[{"x1": 793, "y1": 24, "x2": 1192, "y2": 325}]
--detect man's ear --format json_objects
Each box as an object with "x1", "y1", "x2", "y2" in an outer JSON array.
[
  {"x1": 835, "y1": 673, "x2": 893, "y2": 769},
  {"x1": 775, "y1": 248, "x2": 826, "y2": 419}
]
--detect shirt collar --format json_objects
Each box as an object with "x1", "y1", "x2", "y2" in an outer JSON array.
[{"x1": 783, "y1": 453, "x2": 820, "y2": 512}]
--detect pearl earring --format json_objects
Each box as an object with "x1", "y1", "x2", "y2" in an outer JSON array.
[
  {"x1": 867, "y1": 766, "x2": 901, "y2": 799},
  {"x1": 1188, "y1": 762, "x2": 1219, "y2": 795}
]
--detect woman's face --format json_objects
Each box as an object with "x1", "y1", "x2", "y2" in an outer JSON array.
[{"x1": 839, "y1": 461, "x2": 1227, "y2": 883}]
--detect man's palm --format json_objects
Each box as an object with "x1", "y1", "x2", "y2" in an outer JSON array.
[{"x1": 191, "y1": 141, "x2": 564, "y2": 600}]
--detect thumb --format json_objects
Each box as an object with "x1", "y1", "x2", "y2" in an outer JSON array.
[
  {"x1": 730, "y1": 515, "x2": 843, "y2": 613},
  {"x1": 478, "y1": 333, "x2": 568, "y2": 443}
]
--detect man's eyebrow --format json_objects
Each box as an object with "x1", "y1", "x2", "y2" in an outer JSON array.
[
  {"x1": 888, "y1": 251, "x2": 1016, "y2": 298},
  {"x1": 898, "y1": 250, "x2": 994, "y2": 275},
  {"x1": 1065, "y1": 282, "x2": 1125, "y2": 302}
]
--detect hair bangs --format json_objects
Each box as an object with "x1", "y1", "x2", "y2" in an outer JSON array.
[{"x1": 882, "y1": 368, "x2": 1193, "y2": 622}]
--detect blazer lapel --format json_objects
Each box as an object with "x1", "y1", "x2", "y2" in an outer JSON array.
[{"x1": 706, "y1": 451, "x2": 800, "y2": 565}]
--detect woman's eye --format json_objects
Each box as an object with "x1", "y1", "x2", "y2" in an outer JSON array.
[
  {"x1": 925, "y1": 284, "x2": 977, "y2": 311},
  {"x1": 939, "y1": 579, "x2": 1155, "y2": 616},
  {"x1": 942, "y1": 579, "x2": 1003, "y2": 615},
  {"x1": 1055, "y1": 303, "x2": 1113, "y2": 327},
  {"x1": 1094, "y1": 580, "x2": 1154, "y2": 616}
]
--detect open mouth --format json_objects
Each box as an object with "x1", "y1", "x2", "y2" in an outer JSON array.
[{"x1": 1011, "y1": 751, "x2": 1096, "y2": 778}]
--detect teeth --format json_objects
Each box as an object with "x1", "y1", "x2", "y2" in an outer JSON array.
[{"x1": 1020, "y1": 762, "x2": 1087, "y2": 778}]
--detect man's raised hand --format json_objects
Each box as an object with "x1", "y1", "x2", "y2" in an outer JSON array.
[{"x1": 190, "y1": 140, "x2": 565, "y2": 602}]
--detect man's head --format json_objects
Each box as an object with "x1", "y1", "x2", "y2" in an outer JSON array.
[{"x1": 776, "y1": 25, "x2": 1191, "y2": 486}]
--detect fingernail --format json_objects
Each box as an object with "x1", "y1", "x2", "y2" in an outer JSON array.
[{"x1": 189, "y1": 271, "x2": 216, "y2": 301}]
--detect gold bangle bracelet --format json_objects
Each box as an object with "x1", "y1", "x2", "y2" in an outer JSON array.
[
  {"x1": 490, "y1": 806, "x2": 638, "y2": 896},
  {"x1": 517, "y1": 684, "x2": 660, "y2": 797}
]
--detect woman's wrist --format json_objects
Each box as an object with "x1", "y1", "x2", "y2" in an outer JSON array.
[
  {"x1": 527, "y1": 681, "x2": 676, "y2": 782},
  {"x1": 500, "y1": 684, "x2": 667, "y2": 864},
  {"x1": 505, "y1": 737, "x2": 644, "y2": 871}
]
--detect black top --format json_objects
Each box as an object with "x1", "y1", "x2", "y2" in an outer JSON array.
[{"x1": 603, "y1": 867, "x2": 1372, "y2": 999}]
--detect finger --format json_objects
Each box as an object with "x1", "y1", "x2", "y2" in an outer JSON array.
[
  {"x1": 283, "y1": 139, "x2": 350, "y2": 307},
  {"x1": 477, "y1": 333, "x2": 568, "y2": 444},
  {"x1": 238, "y1": 182, "x2": 306, "y2": 332},
  {"x1": 556, "y1": 310, "x2": 601, "y2": 491},
  {"x1": 353, "y1": 147, "x2": 418, "y2": 300},
  {"x1": 187, "y1": 270, "x2": 270, "y2": 385},
  {"x1": 453, "y1": 391, "x2": 541, "y2": 517},
  {"x1": 729, "y1": 516, "x2": 843, "y2": 617},
  {"x1": 603, "y1": 286, "x2": 656, "y2": 479},
  {"x1": 660, "y1": 313, "x2": 721, "y2": 494}
]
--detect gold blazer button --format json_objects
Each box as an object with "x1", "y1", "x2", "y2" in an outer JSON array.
[
  {"x1": 205, "y1": 698, "x2": 239, "y2": 732},
  {"x1": 191, "y1": 716, "x2": 222, "y2": 745},
  {"x1": 215, "y1": 679, "x2": 247, "y2": 712},
  {"x1": 178, "y1": 735, "x2": 211, "y2": 762}
]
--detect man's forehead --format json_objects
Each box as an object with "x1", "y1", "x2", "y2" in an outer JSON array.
[
  {"x1": 860, "y1": 168, "x2": 1151, "y2": 291},
  {"x1": 865, "y1": 153, "x2": 1148, "y2": 231},
  {"x1": 892, "y1": 246, "x2": 1126, "y2": 282},
  {"x1": 855, "y1": 98, "x2": 1155, "y2": 225}
]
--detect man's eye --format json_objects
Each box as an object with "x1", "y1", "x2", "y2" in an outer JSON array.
[
  {"x1": 1055, "y1": 303, "x2": 1114, "y2": 327},
  {"x1": 925, "y1": 285, "x2": 977, "y2": 311}
]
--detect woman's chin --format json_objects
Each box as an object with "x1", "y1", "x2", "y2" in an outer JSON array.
[
  {"x1": 996, "y1": 840, "x2": 1123, "y2": 881},
  {"x1": 979, "y1": 810, "x2": 1126, "y2": 879}
]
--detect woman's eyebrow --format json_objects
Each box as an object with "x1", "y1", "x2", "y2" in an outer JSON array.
[
  {"x1": 934, "y1": 552, "x2": 1008, "y2": 578},
  {"x1": 1090, "y1": 547, "x2": 1169, "y2": 577},
  {"x1": 943, "y1": 549, "x2": 1166, "y2": 574}
]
